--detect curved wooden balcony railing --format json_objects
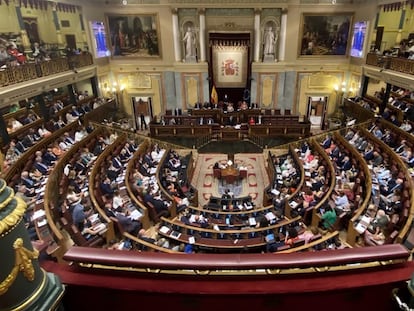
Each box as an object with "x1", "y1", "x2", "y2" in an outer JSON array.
[
  {"x1": 0, "y1": 53, "x2": 93, "y2": 87},
  {"x1": 63, "y1": 243, "x2": 409, "y2": 276},
  {"x1": 366, "y1": 52, "x2": 414, "y2": 76}
]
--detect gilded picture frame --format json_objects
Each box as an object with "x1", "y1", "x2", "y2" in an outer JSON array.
[
  {"x1": 299, "y1": 13, "x2": 353, "y2": 57},
  {"x1": 106, "y1": 13, "x2": 161, "y2": 58}
]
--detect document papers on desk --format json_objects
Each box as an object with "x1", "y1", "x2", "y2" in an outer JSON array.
[
  {"x1": 37, "y1": 218, "x2": 47, "y2": 227},
  {"x1": 355, "y1": 215, "x2": 371, "y2": 234},
  {"x1": 129, "y1": 209, "x2": 142, "y2": 220},
  {"x1": 159, "y1": 226, "x2": 170, "y2": 234},
  {"x1": 188, "y1": 236, "x2": 195, "y2": 244},
  {"x1": 289, "y1": 201, "x2": 298, "y2": 208},
  {"x1": 265, "y1": 212, "x2": 276, "y2": 221},
  {"x1": 248, "y1": 217, "x2": 257, "y2": 226},
  {"x1": 271, "y1": 189, "x2": 280, "y2": 196},
  {"x1": 32, "y1": 209, "x2": 46, "y2": 221}
]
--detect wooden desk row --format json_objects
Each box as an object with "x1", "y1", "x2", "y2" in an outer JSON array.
[{"x1": 149, "y1": 122, "x2": 311, "y2": 139}]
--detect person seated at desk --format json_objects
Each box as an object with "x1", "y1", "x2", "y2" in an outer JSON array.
[
  {"x1": 33, "y1": 156, "x2": 51, "y2": 175},
  {"x1": 182, "y1": 213, "x2": 209, "y2": 228},
  {"x1": 285, "y1": 227, "x2": 299, "y2": 246},
  {"x1": 320, "y1": 205, "x2": 337, "y2": 231},
  {"x1": 117, "y1": 206, "x2": 142, "y2": 236},
  {"x1": 225, "y1": 115, "x2": 236, "y2": 126},
  {"x1": 8, "y1": 118, "x2": 23, "y2": 132},
  {"x1": 51, "y1": 141, "x2": 65, "y2": 157},
  {"x1": 298, "y1": 226, "x2": 320, "y2": 244},
  {"x1": 143, "y1": 150, "x2": 157, "y2": 167},
  {"x1": 221, "y1": 189, "x2": 233, "y2": 200},
  {"x1": 143, "y1": 188, "x2": 171, "y2": 214},
  {"x1": 168, "y1": 153, "x2": 181, "y2": 171},
  {"x1": 138, "y1": 229, "x2": 156, "y2": 244},
  {"x1": 240, "y1": 101, "x2": 248, "y2": 111},
  {"x1": 248, "y1": 117, "x2": 255, "y2": 125},
  {"x1": 74, "y1": 127, "x2": 88, "y2": 142},
  {"x1": 43, "y1": 147, "x2": 58, "y2": 166},
  {"x1": 226, "y1": 102, "x2": 235, "y2": 113},
  {"x1": 254, "y1": 214, "x2": 270, "y2": 228},
  {"x1": 266, "y1": 235, "x2": 285, "y2": 252},
  {"x1": 100, "y1": 176, "x2": 116, "y2": 196}
]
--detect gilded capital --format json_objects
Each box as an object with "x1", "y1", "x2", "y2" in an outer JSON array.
[
  {"x1": 0, "y1": 237, "x2": 39, "y2": 296},
  {"x1": 0, "y1": 179, "x2": 27, "y2": 235}
]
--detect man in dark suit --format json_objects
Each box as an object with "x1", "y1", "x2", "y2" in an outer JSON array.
[
  {"x1": 143, "y1": 191, "x2": 170, "y2": 214},
  {"x1": 33, "y1": 156, "x2": 50, "y2": 175},
  {"x1": 20, "y1": 171, "x2": 39, "y2": 189},
  {"x1": 11, "y1": 139, "x2": 24, "y2": 155},
  {"x1": 143, "y1": 151, "x2": 156, "y2": 167},
  {"x1": 43, "y1": 147, "x2": 58, "y2": 166},
  {"x1": 112, "y1": 155, "x2": 123, "y2": 170},
  {"x1": 320, "y1": 134, "x2": 332, "y2": 149},
  {"x1": 100, "y1": 176, "x2": 115, "y2": 196},
  {"x1": 116, "y1": 212, "x2": 141, "y2": 236},
  {"x1": 380, "y1": 178, "x2": 403, "y2": 196}
]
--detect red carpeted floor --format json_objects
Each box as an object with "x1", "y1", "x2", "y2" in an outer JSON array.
[{"x1": 192, "y1": 153, "x2": 268, "y2": 207}]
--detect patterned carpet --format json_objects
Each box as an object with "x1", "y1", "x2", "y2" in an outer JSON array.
[{"x1": 192, "y1": 153, "x2": 269, "y2": 207}]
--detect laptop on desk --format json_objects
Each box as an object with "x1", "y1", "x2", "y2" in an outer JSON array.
[{"x1": 265, "y1": 233, "x2": 275, "y2": 243}]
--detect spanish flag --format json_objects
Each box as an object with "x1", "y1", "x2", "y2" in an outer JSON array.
[{"x1": 211, "y1": 84, "x2": 218, "y2": 104}]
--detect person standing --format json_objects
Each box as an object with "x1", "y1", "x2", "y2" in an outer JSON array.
[{"x1": 140, "y1": 113, "x2": 147, "y2": 130}]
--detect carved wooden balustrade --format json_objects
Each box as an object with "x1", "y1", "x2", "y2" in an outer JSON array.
[
  {"x1": 0, "y1": 53, "x2": 94, "y2": 87},
  {"x1": 366, "y1": 52, "x2": 414, "y2": 75}
]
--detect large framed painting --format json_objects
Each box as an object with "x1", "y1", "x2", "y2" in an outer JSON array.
[
  {"x1": 106, "y1": 14, "x2": 161, "y2": 58},
  {"x1": 299, "y1": 13, "x2": 353, "y2": 56}
]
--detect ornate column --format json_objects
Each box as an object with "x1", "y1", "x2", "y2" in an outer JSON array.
[
  {"x1": 396, "y1": 4, "x2": 406, "y2": 46},
  {"x1": 13, "y1": 0, "x2": 31, "y2": 53},
  {"x1": 0, "y1": 115, "x2": 10, "y2": 146},
  {"x1": 51, "y1": 2, "x2": 64, "y2": 49},
  {"x1": 91, "y1": 76, "x2": 99, "y2": 97},
  {"x1": 0, "y1": 179, "x2": 65, "y2": 310},
  {"x1": 199, "y1": 9, "x2": 206, "y2": 62},
  {"x1": 79, "y1": 8, "x2": 88, "y2": 51},
  {"x1": 254, "y1": 9, "x2": 261, "y2": 62},
  {"x1": 68, "y1": 84, "x2": 78, "y2": 103},
  {"x1": 36, "y1": 94, "x2": 50, "y2": 122},
  {"x1": 278, "y1": 9, "x2": 287, "y2": 62},
  {"x1": 171, "y1": 8, "x2": 181, "y2": 62}
]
